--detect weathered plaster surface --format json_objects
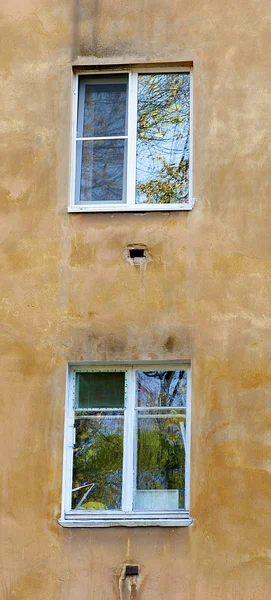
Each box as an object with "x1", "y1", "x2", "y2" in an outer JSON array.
[{"x1": 0, "y1": 0, "x2": 271, "y2": 598}]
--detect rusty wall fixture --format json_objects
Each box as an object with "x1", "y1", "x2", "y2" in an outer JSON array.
[{"x1": 118, "y1": 564, "x2": 141, "y2": 600}]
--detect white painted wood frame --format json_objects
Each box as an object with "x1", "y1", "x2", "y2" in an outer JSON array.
[
  {"x1": 59, "y1": 362, "x2": 192, "y2": 527},
  {"x1": 69, "y1": 67, "x2": 193, "y2": 213}
]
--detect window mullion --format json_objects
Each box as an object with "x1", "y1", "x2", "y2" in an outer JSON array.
[
  {"x1": 122, "y1": 368, "x2": 136, "y2": 511},
  {"x1": 126, "y1": 72, "x2": 138, "y2": 206}
]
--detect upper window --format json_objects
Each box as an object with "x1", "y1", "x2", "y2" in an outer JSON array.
[
  {"x1": 60, "y1": 363, "x2": 192, "y2": 527},
  {"x1": 70, "y1": 69, "x2": 192, "y2": 212}
]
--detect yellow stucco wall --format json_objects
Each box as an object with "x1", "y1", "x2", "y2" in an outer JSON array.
[{"x1": 0, "y1": 0, "x2": 271, "y2": 598}]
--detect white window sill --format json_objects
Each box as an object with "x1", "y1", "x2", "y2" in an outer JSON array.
[
  {"x1": 59, "y1": 515, "x2": 193, "y2": 528},
  {"x1": 68, "y1": 203, "x2": 193, "y2": 213}
]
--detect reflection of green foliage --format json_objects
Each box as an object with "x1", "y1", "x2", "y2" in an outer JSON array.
[
  {"x1": 137, "y1": 421, "x2": 186, "y2": 507},
  {"x1": 136, "y1": 372, "x2": 186, "y2": 507},
  {"x1": 82, "y1": 501, "x2": 106, "y2": 510},
  {"x1": 137, "y1": 73, "x2": 190, "y2": 204},
  {"x1": 72, "y1": 418, "x2": 123, "y2": 510},
  {"x1": 74, "y1": 422, "x2": 185, "y2": 511},
  {"x1": 73, "y1": 372, "x2": 187, "y2": 511}
]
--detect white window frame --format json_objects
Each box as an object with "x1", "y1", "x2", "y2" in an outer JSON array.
[
  {"x1": 69, "y1": 67, "x2": 193, "y2": 213},
  {"x1": 59, "y1": 361, "x2": 192, "y2": 527}
]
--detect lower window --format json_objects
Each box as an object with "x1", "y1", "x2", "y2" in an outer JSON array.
[{"x1": 60, "y1": 363, "x2": 192, "y2": 526}]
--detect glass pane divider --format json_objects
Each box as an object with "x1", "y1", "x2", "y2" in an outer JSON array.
[
  {"x1": 135, "y1": 406, "x2": 186, "y2": 411},
  {"x1": 75, "y1": 407, "x2": 125, "y2": 412},
  {"x1": 76, "y1": 136, "x2": 128, "y2": 141},
  {"x1": 137, "y1": 414, "x2": 186, "y2": 419},
  {"x1": 75, "y1": 415, "x2": 124, "y2": 420}
]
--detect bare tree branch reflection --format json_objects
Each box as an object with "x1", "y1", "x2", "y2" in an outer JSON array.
[{"x1": 136, "y1": 73, "x2": 190, "y2": 204}]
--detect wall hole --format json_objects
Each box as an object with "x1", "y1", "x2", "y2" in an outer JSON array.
[
  {"x1": 124, "y1": 244, "x2": 152, "y2": 266},
  {"x1": 125, "y1": 565, "x2": 139, "y2": 577},
  {"x1": 129, "y1": 249, "x2": 145, "y2": 260}
]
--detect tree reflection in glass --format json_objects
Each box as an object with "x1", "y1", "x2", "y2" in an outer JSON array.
[
  {"x1": 136, "y1": 73, "x2": 190, "y2": 204},
  {"x1": 72, "y1": 371, "x2": 125, "y2": 510},
  {"x1": 72, "y1": 412, "x2": 124, "y2": 510},
  {"x1": 78, "y1": 139, "x2": 126, "y2": 203},
  {"x1": 135, "y1": 371, "x2": 187, "y2": 510},
  {"x1": 76, "y1": 76, "x2": 128, "y2": 204}
]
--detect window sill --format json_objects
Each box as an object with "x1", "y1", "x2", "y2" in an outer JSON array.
[
  {"x1": 68, "y1": 203, "x2": 193, "y2": 213},
  {"x1": 59, "y1": 515, "x2": 193, "y2": 528}
]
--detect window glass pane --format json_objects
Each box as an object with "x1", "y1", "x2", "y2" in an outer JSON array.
[
  {"x1": 135, "y1": 414, "x2": 186, "y2": 510},
  {"x1": 78, "y1": 76, "x2": 128, "y2": 138},
  {"x1": 77, "y1": 139, "x2": 127, "y2": 203},
  {"x1": 136, "y1": 370, "x2": 187, "y2": 407},
  {"x1": 72, "y1": 412, "x2": 124, "y2": 510},
  {"x1": 136, "y1": 73, "x2": 190, "y2": 204},
  {"x1": 76, "y1": 372, "x2": 125, "y2": 409}
]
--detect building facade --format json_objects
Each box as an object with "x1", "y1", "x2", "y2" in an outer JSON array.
[{"x1": 1, "y1": 0, "x2": 270, "y2": 598}]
